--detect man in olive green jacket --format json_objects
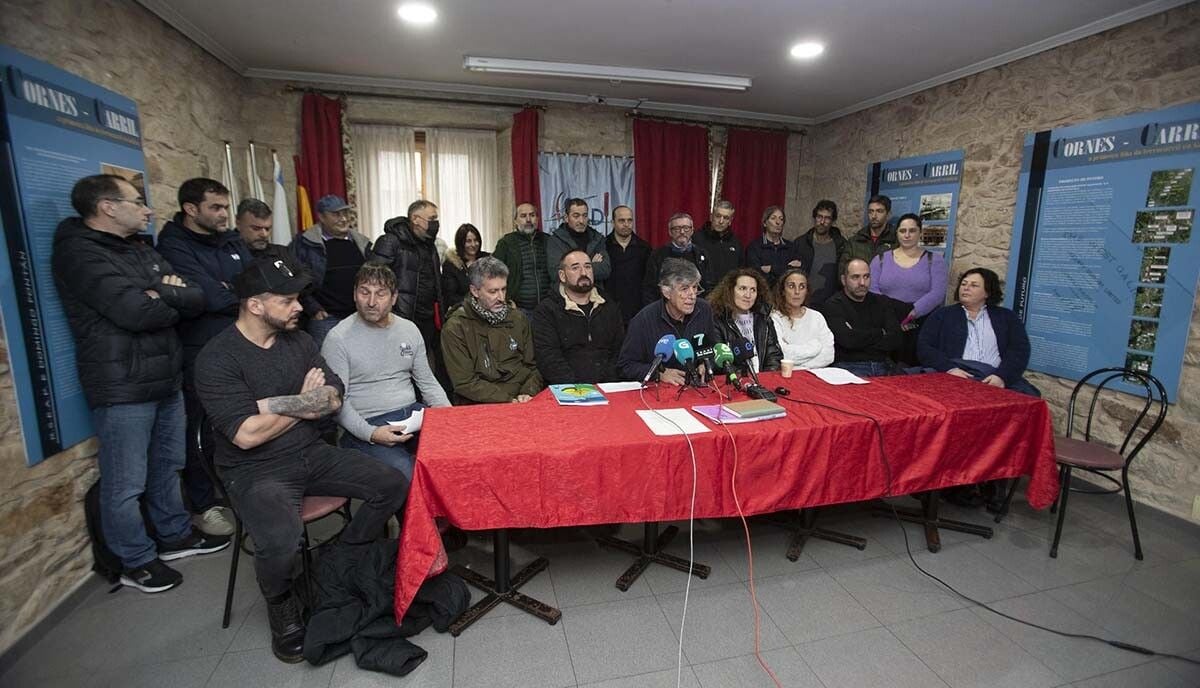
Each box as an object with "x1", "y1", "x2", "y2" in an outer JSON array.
[{"x1": 441, "y1": 256, "x2": 544, "y2": 404}]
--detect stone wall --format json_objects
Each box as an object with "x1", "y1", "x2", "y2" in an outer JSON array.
[
  {"x1": 801, "y1": 4, "x2": 1200, "y2": 520},
  {"x1": 0, "y1": 0, "x2": 260, "y2": 656}
]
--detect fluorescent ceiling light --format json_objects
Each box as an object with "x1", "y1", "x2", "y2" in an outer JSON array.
[
  {"x1": 790, "y1": 41, "x2": 825, "y2": 59},
  {"x1": 463, "y1": 57, "x2": 751, "y2": 91},
  {"x1": 397, "y1": 3, "x2": 437, "y2": 25}
]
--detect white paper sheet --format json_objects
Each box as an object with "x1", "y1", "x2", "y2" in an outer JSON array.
[
  {"x1": 387, "y1": 407, "x2": 425, "y2": 433},
  {"x1": 809, "y1": 368, "x2": 870, "y2": 385},
  {"x1": 597, "y1": 381, "x2": 645, "y2": 393},
  {"x1": 635, "y1": 408, "x2": 711, "y2": 436}
]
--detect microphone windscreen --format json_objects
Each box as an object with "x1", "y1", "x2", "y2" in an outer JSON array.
[
  {"x1": 672, "y1": 338, "x2": 696, "y2": 364},
  {"x1": 653, "y1": 334, "x2": 677, "y2": 358}
]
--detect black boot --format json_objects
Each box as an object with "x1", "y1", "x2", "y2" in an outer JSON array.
[{"x1": 266, "y1": 593, "x2": 306, "y2": 663}]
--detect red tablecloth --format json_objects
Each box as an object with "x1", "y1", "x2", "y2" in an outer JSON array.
[{"x1": 394, "y1": 372, "x2": 1058, "y2": 621}]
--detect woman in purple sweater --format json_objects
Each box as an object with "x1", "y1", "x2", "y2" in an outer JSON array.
[{"x1": 868, "y1": 213, "x2": 948, "y2": 364}]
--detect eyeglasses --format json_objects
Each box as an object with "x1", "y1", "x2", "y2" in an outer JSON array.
[
  {"x1": 673, "y1": 284, "x2": 704, "y2": 295},
  {"x1": 102, "y1": 197, "x2": 148, "y2": 207},
  {"x1": 669, "y1": 225, "x2": 694, "y2": 233}
]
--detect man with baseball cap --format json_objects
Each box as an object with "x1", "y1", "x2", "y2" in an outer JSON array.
[
  {"x1": 194, "y1": 255, "x2": 407, "y2": 664},
  {"x1": 290, "y1": 194, "x2": 372, "y2": 347}
]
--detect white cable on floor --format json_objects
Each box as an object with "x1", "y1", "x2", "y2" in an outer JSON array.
[{"x1": 637, "y1": 386, "x2": 700, "y2": 688}]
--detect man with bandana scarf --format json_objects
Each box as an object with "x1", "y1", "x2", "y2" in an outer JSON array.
[
  {"x1": 641, "y1": 212, "x2": 712, "y2": 305},
  {"x1": 492, "y1": 202, "x2": 553, "y2": 317},
  {"x1": 373, "y1": 200, "x2": 443, "y2": 357},
  {"x1": 441, "y1": 256, "x2": 544, "y2": 404}
]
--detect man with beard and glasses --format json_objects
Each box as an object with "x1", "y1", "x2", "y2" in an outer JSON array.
[
  {"x1": 195, "y1": 256, "x2": 407, "y2": 663},
  {"x1": 156, "y1": 177, "x2": 245, "y2": 538},
  {"x1": 492, "y1": 202, "x2": 552, "y2": 317},
  {"x1": 603, "y1": 205, "x2": 650, "y2": 324},
  {"x1": 441, "y1": 256, "x2": 544, "y2": 404},
  {"x1": 322, "y1": 263, "x2": 450, "y2": 480},
  {"x1": 530, "y1": 250, "x2": 625, "y2": 384}
]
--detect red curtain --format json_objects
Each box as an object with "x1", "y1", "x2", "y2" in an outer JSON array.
[
  {"x1": 511, "y1": 108, "x2": 541, "y2": 208},
  {"x1": 297, "y1": 93, "x2": 346, "y2": 220},
  {"x1": 720, "y1": 128, "x2": 789, "y2": 245},
  {"x1": 633, "y1": 119, "x2": 710, "y2": 248}
]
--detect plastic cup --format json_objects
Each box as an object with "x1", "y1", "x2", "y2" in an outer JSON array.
[{"x1": 780, "y1": 359, "x2": 794, "y2": 378}]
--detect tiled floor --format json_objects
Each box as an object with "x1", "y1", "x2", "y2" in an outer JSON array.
[{"x1": 3, "y1": 490, "x2": 1199, "y2": 687}]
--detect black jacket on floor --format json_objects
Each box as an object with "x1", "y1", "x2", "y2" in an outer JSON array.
[{"x1": 303, "y1": 539, "x2": 469, "y2": 676}]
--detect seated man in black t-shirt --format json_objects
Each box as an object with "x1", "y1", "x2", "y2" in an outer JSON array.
[{"x1": 195, "y1": 256, "x2": 407, "y2": 664}]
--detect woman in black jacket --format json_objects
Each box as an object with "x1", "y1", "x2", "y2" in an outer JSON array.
[
  {"x1": 708, "y1": 267, "x2": 783, "y2": 373},
  {"x1": 440, "y1": 223, "x2": 489, "y2": 314}
]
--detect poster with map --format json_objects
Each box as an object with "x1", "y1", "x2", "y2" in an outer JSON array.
[
  {"x1": 1006, "y1": 102, "x2": 1200, "y2": 401},
  {"x1": 0, "y1": 46, "x2": 149, "y2": 464}
]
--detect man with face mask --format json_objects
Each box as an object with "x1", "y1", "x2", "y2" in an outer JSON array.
[
  {"x1": 373, "y1": 200, "x2": 443, "y2": 356},
  {"x1": 441, "y1": 256, "x2": 544, "y2": 404},
  {"x1": 156, "y1": 177, "x2": 246, "y2": 537},
  {"x1": 492, "y1": 202, "x2": 552, "y2": 316}
]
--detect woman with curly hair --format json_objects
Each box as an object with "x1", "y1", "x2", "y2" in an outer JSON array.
[{"x1": 708, "y1": 267, "x2": 783, "y2": 373}]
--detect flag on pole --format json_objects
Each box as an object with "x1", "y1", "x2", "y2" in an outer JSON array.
[
  {"x1": 271, "y1": 152, "x2": 292, "y2": 245},
  {"x1": 246, "y1": 143, "x2": 265, "y2": 200},
  {"x1": 222, "y1": 142, "x2": 240, "y2": 213}
]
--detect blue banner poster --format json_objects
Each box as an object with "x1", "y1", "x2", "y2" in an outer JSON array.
[
  {"x1": 865, "y1": 149, "x2": 964, "y2": 258},
  {"x1": 0, "y1": 46, "x2": 149, "y2": 464},
  {"x1": 539, "y1": 153, "x2": 635, "y2": 236},
  {"x1": 1006, "y1": 102, "x2": 1200, "y2": 401}
]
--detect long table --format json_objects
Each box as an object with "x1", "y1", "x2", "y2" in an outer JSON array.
[{"x1": 393, "y1": 372, "x2": 1059, "y2": 622}]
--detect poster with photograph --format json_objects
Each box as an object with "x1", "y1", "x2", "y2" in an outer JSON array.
[
  {"x1": 0, "y1": 46, "x2": 149, "y2": 464},
  {"x1": 865, "y1": 150, "x2": 963, "y2": 255},
  {"x1": 1006, "y1": 101, "x2": 1200, "y2": 401}
]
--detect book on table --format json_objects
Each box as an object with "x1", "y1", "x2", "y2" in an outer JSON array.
[
  {"x1": 691, "y1": 400, "x2": 786, "y2": 424},
  {"x1": 723, "y1": 399, "x2": 787, "y2": 419},
  {"x1": 549, "y1": 383, "x2": 609, "y2": 406}
]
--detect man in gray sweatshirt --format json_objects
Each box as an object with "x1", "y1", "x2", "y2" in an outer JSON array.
[{"x1": 321, "y1": 263, "x2": 450, "y2": 481}]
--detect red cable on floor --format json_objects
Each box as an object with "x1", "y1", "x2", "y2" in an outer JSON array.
[{"x1": 710, "y1": 380, "x2": 784, "y2": 688}]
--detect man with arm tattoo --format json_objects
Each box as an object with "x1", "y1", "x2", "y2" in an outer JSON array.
[{"x1": 194, "y1": 256, "x2": 407, "y2": 664}]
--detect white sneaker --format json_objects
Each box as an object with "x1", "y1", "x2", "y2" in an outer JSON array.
[{"x1": 194, "y1": 506, "x2": 235, "y2": 536}]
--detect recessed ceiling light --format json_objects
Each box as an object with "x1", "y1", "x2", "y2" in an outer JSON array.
[
  {"x1": 397, "y1": 3, "x2": 437, "y2": 26},
  {"x1": 789, "y1": 41, "x2": 825, "y2": 59}
]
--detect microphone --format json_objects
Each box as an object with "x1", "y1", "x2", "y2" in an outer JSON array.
[
  {"x1": 672, "y1": 338, "x2": 696, "y2": 370},
  {"x1": 712, "y1": 342, "x2": 741, "y2": 390},
  {"x1": 642, "y1": 334, "x2": 677, "y2": 384},
  {"x1": 732, "y1": 340, "x2": 777, "y2": 401}
]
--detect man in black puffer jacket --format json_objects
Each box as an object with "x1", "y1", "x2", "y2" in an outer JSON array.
[
  {"x1": 372, "y1": 200, "x2": 443, "y2": 357},
  {"x1": 155, "y1": 177, "x2": 246, "y2": 537},
  {"x1": 52, "y1": 174, "x2": 229, "y2": 596}
]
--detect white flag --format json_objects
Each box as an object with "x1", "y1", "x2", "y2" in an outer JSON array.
[
  {"x1": 271, "y1": 152, "x2": 292, "y2": 245},
  {"x1": 246, "y1": 145, "x2": 264, "y2": 200}
]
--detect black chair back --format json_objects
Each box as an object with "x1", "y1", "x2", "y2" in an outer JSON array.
[{"x1": 1066, "y1": 367, "x2": 1168, "y2": 468}]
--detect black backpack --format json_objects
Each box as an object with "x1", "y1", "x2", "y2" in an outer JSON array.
[{"x1": 84, "y1": 480, "x2": 156, "y2": 585}]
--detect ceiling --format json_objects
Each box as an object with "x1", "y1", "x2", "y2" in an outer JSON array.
[{"x1": 138, "y1": 0, "x2": 1182, "y2": 124}]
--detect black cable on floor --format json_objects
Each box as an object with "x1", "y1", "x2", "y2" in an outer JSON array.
[{"x1": 775, "y1": 394, "x2": 1200, "y2": 668}]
